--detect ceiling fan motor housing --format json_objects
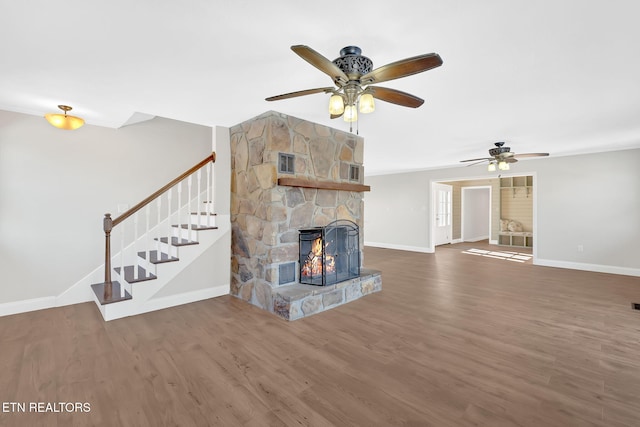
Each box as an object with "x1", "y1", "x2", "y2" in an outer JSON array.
[
  {"x1": 332, "y1": 46, "x2": 373, "y2": 80},
  {"x1": 489, "y1": 142, "x2": 511, "y2": 157}
]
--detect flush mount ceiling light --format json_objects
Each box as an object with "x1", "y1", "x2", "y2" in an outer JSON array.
[
  {"x1": 45, "y1": 105, "x2": 85, "y2": 130},
  {"x1": 266, "y1": 45, "x2": 443, "y2": 131}
]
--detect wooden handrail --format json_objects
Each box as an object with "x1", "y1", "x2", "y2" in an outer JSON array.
[{"x1": 112, "y1": 152, "x2": 216, "y2": 228}]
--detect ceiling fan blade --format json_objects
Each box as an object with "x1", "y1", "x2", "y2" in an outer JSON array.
[
  {"x1": 460, "y1": 157, "x2": 492, "y2": 163},
  {"x1": 506, "y1": 158, "x2": 519, "y2": 163},
  {"x1": 265, "y1": 87, "x2": 335, "y2": 102},
  {"x1": 464, "y1": 159, "x2": 490, "y2": 167},
  {"x1": 367, "y1": 86, "x2": 424, "y2": 108},
  {"x1": 360, "y1": 53, "x2": 443, "y2": 85},
  {"x1": 291, "y1": 45, "x2": 349, "y2": 85},
  {"x1": 330, "y1": 113, "x2": 343, "y2": 119},
  {"x1": 513, "y1": 153, "x2": 550, "y2": 158}
]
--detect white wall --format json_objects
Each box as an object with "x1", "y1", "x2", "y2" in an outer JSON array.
[
  {"x1": 534, "y1": 150, "x2": 640, "y2": 274},
  {"x1": 363, "y1": 172, "x2": 430, "y2": 253},
  {"x1": 364, "y1": 148, "x2": 640, "y2": 276},
  {"x1": 0, "y1": 110, "x2": 214, "y2": 306},
  {"x1": 462, "y1": 187, "x2": 490, "y2": 242},
  {"x1": 214, "y1": 125, "x2": 231, "y2": 215}
]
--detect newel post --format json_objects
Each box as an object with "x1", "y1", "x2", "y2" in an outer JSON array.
[{"x1": 103, "y1": 213, "x2": 113, "y2": 300}]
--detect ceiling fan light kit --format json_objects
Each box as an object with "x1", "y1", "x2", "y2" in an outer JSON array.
[
  {"x1": 343, "y1": 105, "x2": 358, "y2": 123},
  {"x1": 266, "y1": 44, "x2": 443, "y2": 130},
  {"x1": 329, "y1": 94, "x2": 345, "y2": 115},
  {"x1": 358, "y1": 93, "x2": 375, "y2": 114}
]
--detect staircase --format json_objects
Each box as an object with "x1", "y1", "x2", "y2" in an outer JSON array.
[{"x1": 90, "y1": 152, "x2": 228, "y2": 321}]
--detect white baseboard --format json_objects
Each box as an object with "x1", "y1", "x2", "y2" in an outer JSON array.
[
  {"x1": 463, "y1": 235, "x2": 490, "y2": 243},
  {"x1": 102, "y1": 284, "x2": 229, "y2": 321},
  {"x1": 364, "y1": 241, "x2": 433, "y2": 253},
  {"x1": 0, "y1": 285, "x2": 231, "y2": 319},
  {"x1": 142, "y1": 284, "x2": 228, "y2": 313},
  {"x1": 489, "y1": 239, "x2": 498, "y2": 245},
  {"x1": 535, "y1": 258, "x2": 640, "y2": 277},
  {"x1": 0, "y1": 296, "x2": 56, "y2": 317}
]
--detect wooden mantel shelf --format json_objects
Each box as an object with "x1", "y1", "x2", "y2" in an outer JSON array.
[{"x1": 277, "y1": 177, "x2": 370, "y2": 192}]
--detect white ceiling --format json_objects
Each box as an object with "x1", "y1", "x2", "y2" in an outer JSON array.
[{"x1": 2, "y1": 0, "x2": 640, "y2": 175}]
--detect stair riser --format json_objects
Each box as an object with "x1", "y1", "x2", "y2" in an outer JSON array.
[
  {"x1": 190, "y1": 214, "x2": 217, "y2": 227},
  {"x1": 150, "y1": 240, "x2": 177, "y2": 257},
  {"x1": 172, "y1": 227, "x2": 200, "y2": 240}
]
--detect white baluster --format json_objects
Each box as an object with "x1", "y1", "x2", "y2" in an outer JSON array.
[
  {"x1": 206, "y1": 162, "x2": 212, "y2": 227},
  {"x1": 197, "y1": 169, "x2": 202, "y2": 228},
  {"x1": 156, "y1": 197, "x2": 162, "y2": 259},
  {"x1": 145, "y1": 205, "x2": 151, "y2": 274},
  {"x1": 210, "y1": 161, "x2": 215, "y2": 225},
  {"x1": 167, "y1": 188, "x2": 173, "y2": 258},
  {"x1": 177, "y1": 180, "x2": 182, "y2": 245},
  {"x1": 187, "y1": 175, "x2": 193, "y2": 242},
  {"x1": 120, "y1": 224, "x2": 125, "y2": 297},
  {"x1": 133, "y1": 212, "x2": 139, "y2": 280}
]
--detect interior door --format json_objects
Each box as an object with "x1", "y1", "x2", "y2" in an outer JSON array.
[{"x1": 433, "y1": 183, "x2": 453, "y2": 246}]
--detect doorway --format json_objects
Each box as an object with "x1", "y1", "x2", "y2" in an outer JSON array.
[{"x1": 433, "y1": 183, "x2": 452, "y2": 246}]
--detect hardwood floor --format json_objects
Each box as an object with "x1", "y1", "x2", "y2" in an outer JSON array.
[{"x1": 2, "y1": 242, "x2": 640, "y2": 426}]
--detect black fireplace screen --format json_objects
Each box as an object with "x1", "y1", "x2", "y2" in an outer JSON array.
[{"x1": 299, "y1": 220, "x2": 360, "y2": 286}]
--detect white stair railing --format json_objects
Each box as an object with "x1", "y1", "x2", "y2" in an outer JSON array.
[{"x1": 99, "y1": 152, "x2": 216, "y2": 303}]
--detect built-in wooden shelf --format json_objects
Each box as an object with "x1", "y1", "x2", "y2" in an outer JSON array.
[{"x1": 277, "y1": 177, "x2": 370, "y2": 192}]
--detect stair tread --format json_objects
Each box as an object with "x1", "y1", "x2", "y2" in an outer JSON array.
[
  {"x1": 138, "y1": 250, "x2": 179, "y2": 264},
  {"x1": 114, "y1": 265, "x2": 157, "y2": 283},
  {"x1": 91, "y1": 281, "x2": 132, "y2": 305},
  {"x1": 155, "y1": 236, "x2": 199, "y2": 246},
  {"x1": 173, "y1": 224, "x2": 219, "y2": 231}
]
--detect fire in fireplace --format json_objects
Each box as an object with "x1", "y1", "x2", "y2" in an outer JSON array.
[{"x1": 298, "y1": 220, "x2": 360, "y2": 286}]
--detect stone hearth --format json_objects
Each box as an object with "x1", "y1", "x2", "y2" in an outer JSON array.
[
  {"x1": 229, "y1": 111, "x2": 381, "y2": 320},
  {"x1": 273, "y1": 269, "x2": 382, "y2": 320}
]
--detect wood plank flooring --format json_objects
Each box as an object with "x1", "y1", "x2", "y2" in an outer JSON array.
[{"x1": 1, "y1": 242, "x2": 640, "y2": 426}]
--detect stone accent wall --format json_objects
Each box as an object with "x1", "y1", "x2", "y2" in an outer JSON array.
[{"x1": 229, "y1": 111, "x2": 366, "y2": 314}]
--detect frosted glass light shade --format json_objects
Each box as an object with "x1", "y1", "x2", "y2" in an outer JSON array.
[
  {"x1": 487, "y1": 162, "x2": 497, "y2": 172},
  {"x1": 45, "y1": 105, "x2": 85, "y2": 130},
  {"x1": 498, "y1": 161, "x2": 510, "y2": 171},
  {"x1": 359, "y1": 93, "x2": 375, "y2": 113},
  {"x1": 329, "y1": 95, "x2": 345, "y2": 115},
  {"x1": 343, "y1": 105, "x2": 358, "y2": 122}
]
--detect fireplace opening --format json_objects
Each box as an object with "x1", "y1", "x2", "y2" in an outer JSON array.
[{"x1": 299, "y1": 220, "x2": 360, "y2": 286}]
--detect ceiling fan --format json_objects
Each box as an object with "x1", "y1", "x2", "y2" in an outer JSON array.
[
  {"x1": 265, "y1": 45, "x2": 443, "y2": 125},
  {"x1": 460, "y1": 142, "x2": 549, "y2": 171}
]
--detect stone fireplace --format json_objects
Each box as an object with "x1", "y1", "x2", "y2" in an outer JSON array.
[{"x1": 229, "y1": 111, "x2": 381, "y2": 320}]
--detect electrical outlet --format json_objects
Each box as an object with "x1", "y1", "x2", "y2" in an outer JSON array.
[{"x1": 577, "y1": 245, "x2": 584, "y2": 252}]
